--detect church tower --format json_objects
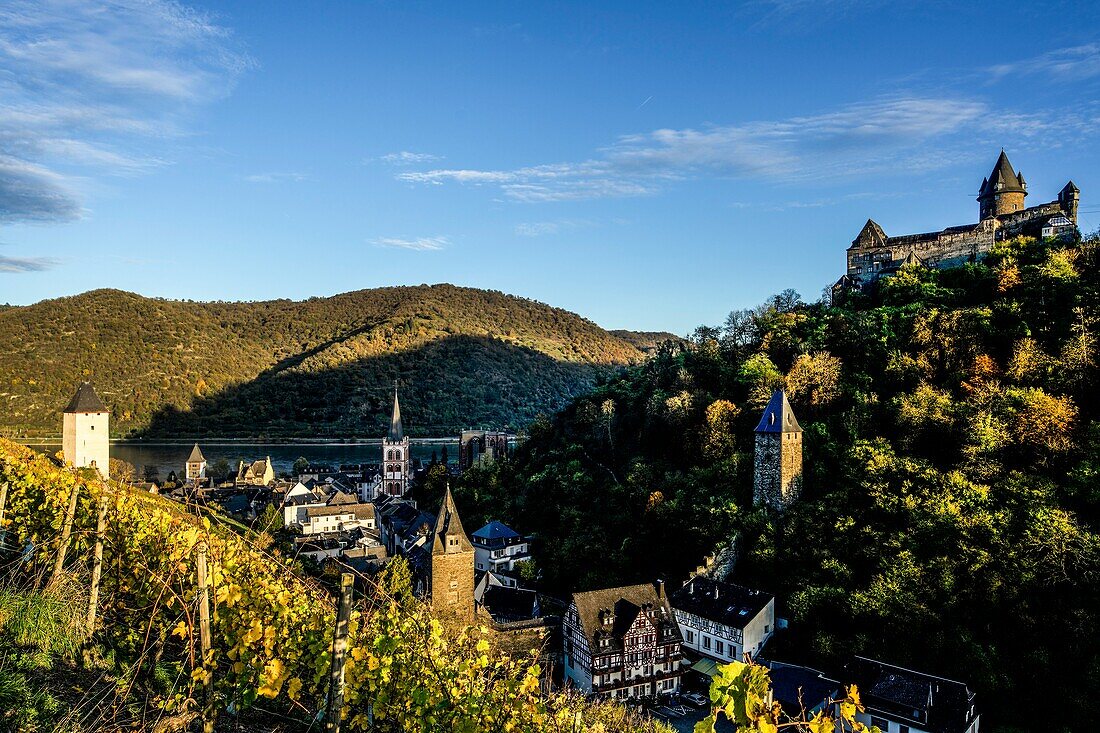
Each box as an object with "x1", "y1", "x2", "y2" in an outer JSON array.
[
  {"x1": 430, "y1": 486, "x2": 475, "y2": 623},
  {"x1": 62, "y1": 382, "x2": 110, "y2": 480},
  {"x1": 381, "y1": 386, "x2": 410, "y2": 496},
  {"x1": 753, "y1": 390, "x2": 802, "y2": 511},
  {"x1": 978, "y1": 151, "x2": 1027, "y2": 219}
]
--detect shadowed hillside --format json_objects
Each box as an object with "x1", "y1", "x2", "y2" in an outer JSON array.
[{"x1": 0, "y1": 285, "x2": 644, "y2": 438}]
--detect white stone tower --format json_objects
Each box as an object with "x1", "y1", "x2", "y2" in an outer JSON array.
[
  {"x1": 753, "y1": 390, "x2": 802, "y2": 511},
  {"x1": 381, "y1": 385, "x2": 410, "y2": 496},
  {"x1": 185, "y1": 443, "x2": 207, "y2": 481},
  {"x1": 62, "y1": 382, "x2": 110, "y2": 480}
]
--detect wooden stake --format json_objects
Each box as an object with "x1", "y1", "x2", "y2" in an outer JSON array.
[
  {"x1": 196, "y1": 541, "x2": 215, "y2": 733},
  {"x1": 0, "y1": 481, "x2": 9, "y2": 549},
  {"x1": 48, "y1": 482, "x2": 81, "y2": 588},
  {"x1": 86, "y1": 495, "x2": 109, "y2": 635},
  {"x1": 325, "y1": 573, "x2": 354, "y2": 733}
]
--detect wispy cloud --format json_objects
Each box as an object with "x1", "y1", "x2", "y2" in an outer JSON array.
[
  {"x1": 514, "y1": 219, "x2": 598, "y2": 237},
  {"x1": 244, "y1": 172, "x2": 309, "y2": 184},
  {"x1": 398, "y1": 96, "x2": 1061, "y2": 202},
  {"x1": 379, "y1": 151, "x2": 442, "y2": 166},
  {"x1": 0, "y1": 0, "x2": 252, "y2": 223},
  {"x1": 0, "y1": 254, "x2": 61, "y2": 273},
  {"x1": 370, "y1": 236, "x2": 449, "y2": 251},
  {"x1": 989, "y1": 44, "x2": 1100, "y2": 83}
]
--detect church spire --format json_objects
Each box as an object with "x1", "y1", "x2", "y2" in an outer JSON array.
[{"x1": 389, "y1": 383, "x2": 403, "y2": 441}]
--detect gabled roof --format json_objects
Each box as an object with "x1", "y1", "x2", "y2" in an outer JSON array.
[
  {"x1": 388, "y1": 387, "x2": 404, "y2": 441},
  {"x1": 481, "y1": 585, "x2": 538, "y2": 623},
  {"x1": 570, "y1": 582, "x2": 680, "y2": 652},
  {"x1": 852, "y1": 219, "x2": 887, "y2": 248},
  {"x1": 472, "y1": 520, "x2": 520, "y2": 541},
  {"x1": 432, "y1": 487, "x2": 473, "y2": 554},
  {"x1": 669, "y1": 576, "x2": 773, "y2": 630},
  {"x1": 1062, "y1": 180, "x2": 1080, "y2": 194},
  {"x1": 754, "y1": 391, "x2": 802, "y2": 434},
  {"x1": 64, "y1": 382, "x2": 108, "y2": 413},
  {"x1": 187, "y1": 444, "x2": 205, "y2": 463}
]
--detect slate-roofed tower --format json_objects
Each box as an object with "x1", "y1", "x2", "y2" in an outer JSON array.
[
  {"x1": 430, "y1": 486, "x2": 475, "y2": 622},
  {"x1": 62, "y1": 382, "x2": 110, "y2": 480},
  {"x1": 753, "y1": 390, "x2": 802, "y2": 511},
  {"x1": 381, "y1": 385, "x2": 410, "y2": 496},
  {"x1": 185, "y1": 443, "x2": 207, "y2": 481},
  {"x1": 978, "y1": 150, "x2": 1027, "y2": 219}
]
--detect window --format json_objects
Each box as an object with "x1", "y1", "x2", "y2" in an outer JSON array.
[
  {"x1": 685, "y1": 629, "x2": 694, "y2": 643},
  {"x1": 870, "y1": 716, "x2": 890, "y2": 730},
  {"x1": 715, "y1": 640, "x2": 724, "y2": 655},
  {"x1": 702, "y1": 636, "x2": 710, "y2": 650},
  {"x1": 900, "y1": 726, "x2": 910, "y2": 733}
]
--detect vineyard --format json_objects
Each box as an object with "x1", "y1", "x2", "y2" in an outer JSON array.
[{"x1": 0, "y1": 438, "x2": 670, "y2": 733}]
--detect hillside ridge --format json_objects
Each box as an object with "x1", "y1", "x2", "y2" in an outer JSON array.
[{"x1": 0, "y1": 284, "x2": 645, "y2": 438}]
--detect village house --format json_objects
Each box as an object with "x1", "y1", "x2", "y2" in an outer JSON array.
[
  {"x1": 844, "y1": 656, "x2": 980, "y2": 733},
  {"x1": 563, "y1": 581, "x2": 683, "y2": 700},
  {"x1": 471, "y1": 520, "x2": 532, "y2": 576},
  {"x1": 236, "y1": 457, "x2": 274, "y2": 487},
  {"x1": 185, "y1": 444, "x2": 206, "y2": 482},
  {"x1": 670, "y1": 576, "x2": 775, "y2": 665}
]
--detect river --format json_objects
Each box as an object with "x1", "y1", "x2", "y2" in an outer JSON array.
[{"x1": 27, "y1": 440, "x2": 459, "y2": 480}]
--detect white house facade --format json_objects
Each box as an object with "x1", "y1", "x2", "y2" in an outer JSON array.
[{"x1": 670, "y1": 576, "x2": 775, "y2": 664}]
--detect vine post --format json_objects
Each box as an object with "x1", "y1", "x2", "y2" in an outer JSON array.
[
  {"x1": 325, "y1": 572, "x2": 354, "y2": 733},
  {"x1": 48, "y1": 481, "x2": 81, "y2": 588},
  {"x1": 0, "y1": 481, "x2": 8, "y2": 546},
  {"x1": 86, "y1": 494, "x2": 109, "y2": 635},
  {"x1": 196, "y1": 540, "x2": 215, "y2": 733}
]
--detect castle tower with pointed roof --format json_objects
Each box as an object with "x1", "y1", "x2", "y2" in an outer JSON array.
[
  {"x1": 62, "y1": 382, "x2": 110, "y2": 480},
  {"x1": 185, "y1": 443, "x2": 207, "y2": 482},
  {"x1": 840, "y1": 151, "x2": 1080, "y2": 291},
  {"x1": 430, "y1": 486, "x2": 475, "y2": 622},
  {"x1": 381, "y1": 385, "x2": 410, "y2": 496},
  {"x1": 753, "y1": 390, "x2": 802, "y2": 511}
]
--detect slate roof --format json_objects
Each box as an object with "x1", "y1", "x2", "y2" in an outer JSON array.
[
  {"x1": 187, "y1": 444, "x2": 205, "y2": 463},
  {"x1": 982, "y1": 150, "x2": 1026, "y2": 195},
  {"x1": 763, "y1": 661, "x2": 840, "y2": 717},
  {"x1": 570, "y1": 582, "x2": 680, "y2": 653},
  {"x1": 64, "y1": 382, "x2": 107, "y2": 413},
  {"x1": 754, "y1": 391, "x2": 802, "y2": 434},
  {"x1": 481, "y1": 585, "x2": 538, "y2": 623},
  {"x1": 669, "y1": 576, "x2": 773, "y2": 629},
  {"x1": 845, "y1": 656, "x2": 978, "y2": 733},
  {"x1": 472, "y1": 520, "x2": 521, "y2": 541},
  {"x1": 305, "y1": 504, "x2": 375, "y2": 521},
  {"x1": 389, "y1": 387, "x2": 404, "y2": 441},
  {"x1": 432, "y1": 487, "x2": 473, "y2": 554}
]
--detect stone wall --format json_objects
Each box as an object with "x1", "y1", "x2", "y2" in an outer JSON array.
[
  {"x1": 753, "y1": 433, "x2": 802, "y2": 511},
  {"x1": 431, "y1": 547, "x2": 475, "y2": 623}
]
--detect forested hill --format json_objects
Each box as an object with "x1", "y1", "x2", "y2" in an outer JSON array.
[
  {"x1": 0, "y1": 285, "x2": 645, "y2": 438},
  {"x1": 453, "y1": 234, "x2": 1100, "y2": 731}
]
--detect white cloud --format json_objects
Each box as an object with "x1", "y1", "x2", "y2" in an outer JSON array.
[
  {"x1": 371, "y1": 236, "x2": 449, "y2": 251},
  {"x1": 0, "y1": 0, "x2": 252, "y2": 222},
  {"x1": 244, "y1": 172, "x2": 309, "y2": 184},
  {"x1": 396, "y1": 96, "x2": 1044, "y2": 202},
  {"x1": 990, "y1": 44, "x2": 1100, "y2": 83},
  {"x1": 0, "y1": 253, "x2": 61, "y2": 273},
  {"x1": 380, "y1": 151, "x2": 442, "y2": 165}
]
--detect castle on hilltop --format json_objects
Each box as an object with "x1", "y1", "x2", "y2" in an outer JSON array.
[{"x1": 837, "y1": 151, "x2": 1080, "y2": 290}]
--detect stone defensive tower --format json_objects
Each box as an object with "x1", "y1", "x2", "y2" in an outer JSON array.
[
  {"x1": 978, "y1": 150, "x2": 1027, "y2": 219},
  {"x1": 62, "y1": 382, "x2": 110, "y2": 480},
  {"x1": 430, "y1": 486, "x2": 475, "y2": 623},
  {"x1": 753, "y1": 390, "x2": 802, "y2": 511},
  {"x1": 381, "y1": 385, "x2": 410, "y2": 496},
  {"x1": 185, "y1": 443, "x2": 207, "y2": 481}
]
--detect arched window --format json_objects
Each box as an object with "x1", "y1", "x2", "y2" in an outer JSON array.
[
  {"x1": 387, "y1": 449, "x2": 395, "y2": 460},
  {"x1": 395, "y1": 450, "x2": 402, "y2": 460}
]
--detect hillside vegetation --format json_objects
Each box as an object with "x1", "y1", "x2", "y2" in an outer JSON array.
[
  {"x1": 451, "y1": 235, "x2": 1100, "y2": 732},
  {"x1": 0, "y1": 285, "x2": 644, "y2": 439}
]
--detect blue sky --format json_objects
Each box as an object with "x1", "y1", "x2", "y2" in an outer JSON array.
[{"x1": 1, "y1": 0, "x2": 1099, "y2": 333}]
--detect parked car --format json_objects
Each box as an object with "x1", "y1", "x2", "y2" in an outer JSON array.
[{"x1": 681, "y1": 692, "x2": 709, "y2": 707}]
